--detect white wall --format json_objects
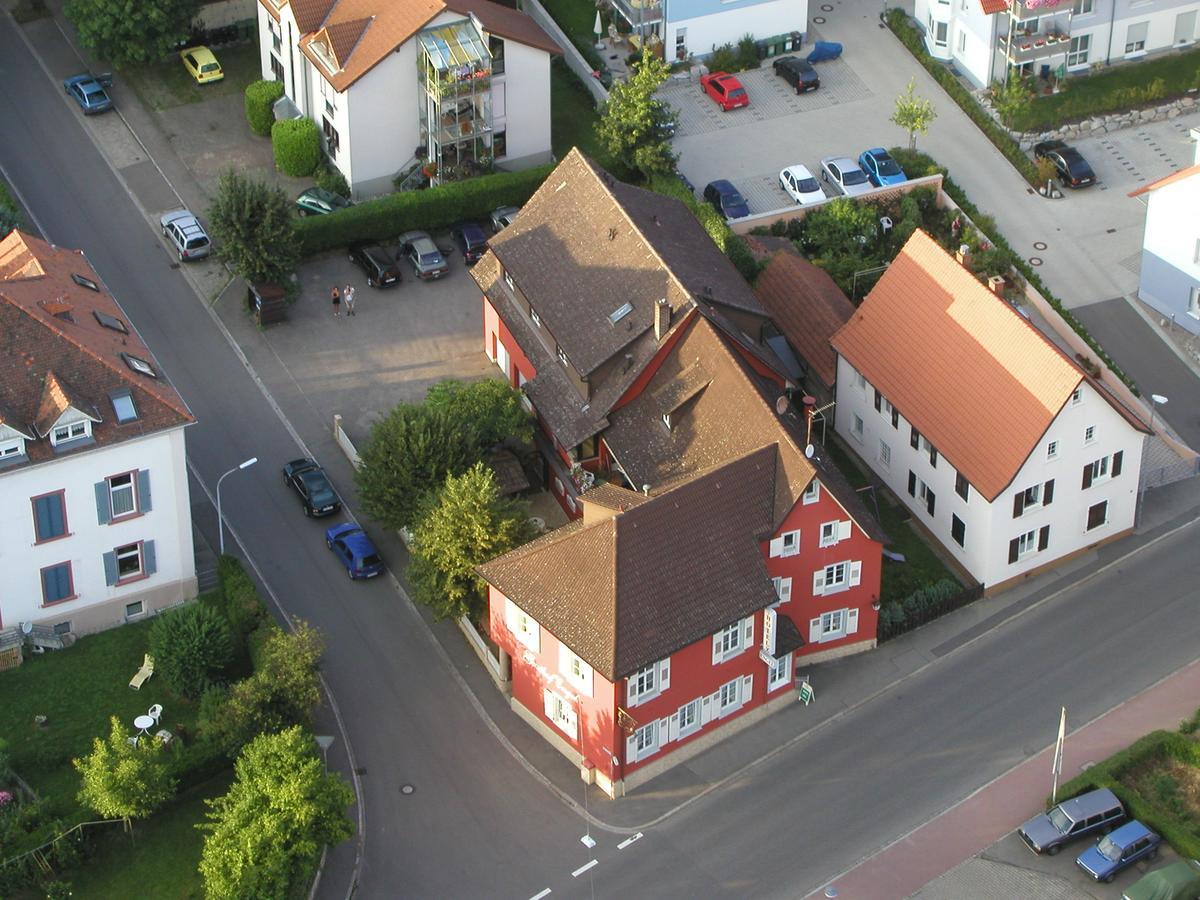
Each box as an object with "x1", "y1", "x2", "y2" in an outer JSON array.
[
  {"x1": 494, "y1": 39, "x2": 552, "y2": 168},
  {"x1": 669, "y1": 0, "x2": 806, "y2": 59},
  {"x1": 0, "y1": 428, "x2": 195, "y2": 633},
  {"x1": 1143, "y1": 174, "x2": 1200, "y2": 273}
]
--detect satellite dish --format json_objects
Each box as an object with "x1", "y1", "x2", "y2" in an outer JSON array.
[
  {"x1": 776, "y1": 395, "x2": 789, "y2": 415},
  {"x1": 805, "y1": 444, "x2": 815, "y2": 459},
  {"x1": 20, "y1": 621, "x2": 32, "y2": 635}
]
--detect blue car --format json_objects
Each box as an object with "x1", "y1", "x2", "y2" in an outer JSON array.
[
  {"x1": 1076, "y1": 820, "x2": 1161, "y2": 883},
  {"x1": 325, "y1": 523, "x2": 385, "y2": 580},
  {"x1": 703, "y1": 179, "x2": 750, "y2": 220},
  {"x1": 63, "y1": 72, "x2": 113, "y2": 115},
  {"x1": 858, "y1": 148, "x2": 907, "y2": 187}
]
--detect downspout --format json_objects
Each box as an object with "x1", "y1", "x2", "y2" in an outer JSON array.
[
  {"x1": 288, "y1": 22, "x2": 296, "y2": 99},
  {"x1": 1104, "y1": 0, "x2": 1117, "y2": 65}
]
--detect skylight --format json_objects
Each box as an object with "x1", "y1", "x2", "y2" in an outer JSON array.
[
  {"x1": 94, "y1": 310, "x2": 128, "y2": 333},
  {"x1": 111, "y1": 390, "x2": 138, "y2": 423},
  {"x1": 608, "y1": 302, "x2": 633, "y2": 326},
  {"x1": 121, "y1": 352, "x2": 157, "y2": 378},
  {"x1": 71, "y1": 273, "x2": 100, "y2": 291}
]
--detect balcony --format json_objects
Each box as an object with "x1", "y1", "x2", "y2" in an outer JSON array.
[
  {"x1": 1010, "y1": 0, "x2": 1072, "y2": 18},
  {"x1": 998, "y1": 28, "x2": 1072, "y2": 64},
  {"x1": 610, "y1": 0, "x2": 663, "y2": 29}
]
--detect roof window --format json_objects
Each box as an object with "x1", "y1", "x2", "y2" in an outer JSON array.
[
  {"x1": 111, "y1": 390, "x2": 138, "y2": 423},
  {"x1": 71, "y1": 273, "x2": 100, "y2": 291},
  {"x1": 121, "y1": 353, "x2": 157, "y2": 378},
  {"x1": 608, "y1": 302, "x2": 633, "y2": 326},
  {"x1": 94, "y1": 310, "x2": 128, "y2": 333}
]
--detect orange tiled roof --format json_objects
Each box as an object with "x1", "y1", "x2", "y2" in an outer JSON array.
[
  {"x1": 1128, "y1": 163, "x2": 1200, "y2": 198},
  {"x1": 831, "y1": 230, "x2": 1083, "y2": 501},
  {"x1": 980, "y1": 0, "x2": 1008, "y2": 14}
]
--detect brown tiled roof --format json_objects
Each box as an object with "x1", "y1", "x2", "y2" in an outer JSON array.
[
  {"x1": 831, "y1": 230, "x2": 1086, "y2": 502},
  {"x1": 580, "y1": 481, "x2": 650, "y2": 514},
  {"x1": 0, "y1": 231, "x2": 193, "y2": 466},
  {"x1": 480, "y1": 447, "x2": 781, "y2": 680},
  {"x1": 1128, "y1": 163, "x2": 1200, "y2": 198},
  {"x1": 979, "y1": 0, "x2": 1008, "y2": 13},
  {"x1": 284, "y1": 0, "x2": 558, "y2": 92},
  {"x1": 754, "y1": 248, "x2": 855, "y2": 388}
]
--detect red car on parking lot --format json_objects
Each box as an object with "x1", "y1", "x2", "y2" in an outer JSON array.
[{"x1": 700, "y1": 72, "x2": 749, "y2": 111}]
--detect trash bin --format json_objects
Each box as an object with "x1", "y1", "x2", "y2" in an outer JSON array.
[
  {"x1": 1040, "y1": 63, "x2": 1051, "y2": 79},
  {"x1": 756, "y1": 39, "x2": 768, "y2": 60},
  {"x1": 247, "y1": 282, "x2": 287, "y2": 325}
]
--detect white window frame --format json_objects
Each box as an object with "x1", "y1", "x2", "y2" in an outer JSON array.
[
  {"x1": 627, "y1": 658, "x2": 669, "y2": 705},
  {"x1": 124, "y1": 600, "x2": 144, "y2": 619},
  {"x1": 769, "y1": 529, "x2": 800, "y2": 558},
  {"x1": 851, "y1": 414, "x2": 864, "y2": 441},
  {"x1": 771, "y1": 576, "x2": 792, "y2": 606},
  {"x1": 1088, "y1": 455, "x2": 1110, "y2": 483},
  {"x1": 559, "y1": 644, "x2": 593, "y2": 696},
  {"x1": 716, "y1": 622, "x2": 742, "y2": 660},
  {"x1": 51, "y1": 420, "x2": 90, "y2": 446},
  {"x1": 813, "y1": 559, "x2": 861, "y2": 596},
  {"x1": 0, "y1": 437, "x2": 24, "y2": 459},
  {"x1": 504, "y1": 598, "x2": 539, "y2": 652},
  {"x1": 115, "y1": 542, "x2": 143, "y2": 580},
  {"x1": 1084, "y1": 425, "x2": 1096, "y2": 445},
  {"x1": 1125, "y1": 21, "x2": 1148, "y2": 53},
  {"x1": 767, "y1": 652, "x2": 792, "y2": 692},
  {"x1": 1068, "y1": 33, "x2": 1091, "y2": 66},
  {"x1": 820, "y1": 609, "x2": 845, "y2": 639},
  {"x1": 1020, "y1": 483, "x2": 1042, "y2": 511},
  {"x1": 878, "y1": 440, "x2": 891, "y2": 469},
  {"x1": 1047, "y1": 440, "x2": 1059, "y2": 460},
  {"x1": 503, "y1": 269, "x2": 514, "y2": 291},
  {"x1": 933, "y1": 20, "x2": 948, "y2": 46},
  {"x1": 1189, "y1": 286, "x2": 1200, "y2": 320},
  {"x1": 1071, "y1": 388, "x2": 1083, "y2": 406},
  {"x1": 718, "y1": 678, "x2": 741, "y2": 713},
  {"x1": 632, "y1": 719, "x2": 659, "y2": 760},
  {"x1": 1072, "y1": 0, "x2": 1093, "y2": 14},
  {"x1": 677, "y1": 698, "x2": 700, "y2": 737},
  {"x1": 803, "y1": 480, "x2": 820, "y2": 504},
  {"x1": 1016, "y1": 528, "x2": 1038, "y2": 558},
  {"x1": 853, "y1": 369, "x2": 866, "y2": 391},
  {"x1": 108, "y1": 472, "x2": 137, "y2": 518},
  {"x1": 544, "y1": 690, "x2": 578, "y2": 738},
  {"x1": 957, "y1": 29, "x2": 966, "y2": 53}
]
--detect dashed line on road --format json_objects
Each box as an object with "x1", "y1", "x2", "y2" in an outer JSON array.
[
  {"x1": 528, "y1": 889, "x2": 552, "y2": 899},
  {"x1": 617, "y1": 832, "x2": 644, "y2": 850},
  {"x1": 572, "y1": 860, "x2": 599, "y2": 878}
]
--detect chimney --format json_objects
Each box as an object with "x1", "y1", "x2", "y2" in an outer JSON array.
[
  {"x1": 955, "y1": 243, "x2": 971, "y2": 269},
  {"x1": 987, "y1": 274, "x2": 1006, "y2": 296},
  {"x1": 654, "y1": 298, "x2": 671, "y2": 341},
  {"x1": 642, "y1": 484, "x2": 650, "y2": 496},
  {"x1": 802, "y1": 395, "x2": 817, "y2": 446}
]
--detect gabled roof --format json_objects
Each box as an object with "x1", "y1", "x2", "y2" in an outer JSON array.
[
  {"x1": 832, "y1": 230, "x2": 1104, "y2": 501},
  {"x1": 980, "y1": 0, "x2": 1008, "y2": 14},
  {"x1": 0, "y1": 231, "x2": 193, "y2": 466},
  {"x1": 754, "y1": 247, "x2": 855, "y2": 388},
  {"x1": 1127, "y1": 163, "x2": 1200, "y2": 198},
  {"x1": 480, "y1": 448, "x2": 782, "y2": 680}
]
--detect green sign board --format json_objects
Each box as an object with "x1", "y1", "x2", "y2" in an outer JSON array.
[{"x1": 798, "y1": 681, "x2": 814, "y2": 706}]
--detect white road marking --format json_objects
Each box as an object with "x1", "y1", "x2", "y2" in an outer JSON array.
[
  {"x1": 571, "y1": 860, "x2": 599, "y2": 878},
  {"x1": 617, "y1": 832, "x2": 644, "y2": 849},
  {"x1": 528, "y1": 890, "x2": 552, "y2": 899}
]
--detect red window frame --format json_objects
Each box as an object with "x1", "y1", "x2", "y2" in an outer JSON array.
[
  {"x1": 31, "y1": 489, "x2": 70, "y2": 544},
  {"x1": 40, "y1": 560, "x2": 77, "y2": 606}
]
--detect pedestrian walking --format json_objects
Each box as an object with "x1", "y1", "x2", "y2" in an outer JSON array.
[
  {"x1": 331, "y1": 285, "x2": 341, "y2": 318},
  {"x1": 344, "y1": 283, "x2": 356, "y2": 316}
]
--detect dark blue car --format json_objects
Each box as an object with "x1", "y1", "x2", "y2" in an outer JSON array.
[
  {"x1": 325, "y1": 523, "x2": 385, "y2": 580},
  {"x1": 64, "y1": 72, "x2": 113, "y2": 115},
  {"x1": 703, "y1": 179, "x2": 750, "y2": 220},
  {"x1": 858, "y1": 148, "x2": 907, "y2": 187},
  {"x1": 1076, "y1": 820, "x2": 1161, "y2": 883}
]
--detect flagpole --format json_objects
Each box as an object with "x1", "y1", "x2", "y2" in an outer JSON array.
[{"x1": 1051, "y1": 706, "x2": 1067, "y2": 804}]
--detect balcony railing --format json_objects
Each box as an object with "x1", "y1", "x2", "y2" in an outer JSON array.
[
  {"x1": 1011, "y1": 0, "x2": 1073, "y2": 18},
  {"x1": 998, "y1": 29, "x2": 1072, "y2": 63},
  {"x1": 610, "y1": 0, "x2": 663, "y2": 28}
]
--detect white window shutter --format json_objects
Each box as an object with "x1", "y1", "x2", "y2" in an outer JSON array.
[
  {"x1": 742, "y1": 615, "x2": 754, "y2": 648},
  {"x1": 778, "y1": 577, "x2": 792, "y2": 603},
  {"x1": 657, "y1": 717, "x2": 670, "y2": 748},
  {"x1": 847, "y1": 608, "x2": 859, "y2": 635},
  {"x1": 668, "y1": 712, "x2": 680, "y2": 742},
  {"x1": 627, "y1": 679, "x2": 638, "y2": 707},
  {"x1": 700, "y1": 695, "x2": 713, "y2": 725},
  {"x1": 849, "y1": 561, "x2": 862, "y2": 587},
  {"x1": 741, "y1": 674, "x2": 753, "y2": 708},
  {"x1": 712, "y1": 633, "x2": 722, "y2": 665},
  {"x1": 768, "y1": 536, "x2": 785, "y2": 558},
  {"x1": 626, "y1": 732, "x2": 639, "y2": 764},
  {"x1": 813, "y1": 569, "x2": 826, "y2": 596},
  {"x1": 810, "y1": 617, "x2": 822, "y2": 643},
  {"x1": 838, "y1": 520, "x2": 852, "y2": 541},
  {"x1": 659, "y1": 658, "x2": 671, "y2": 690}
]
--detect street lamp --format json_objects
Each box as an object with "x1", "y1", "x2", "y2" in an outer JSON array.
[
  {"x1": 1149, "y1": 394, "x2": 1168, "y2": 432},
  {"x1": 216, "y1": 457, "x2": 257, "y2": 555}
]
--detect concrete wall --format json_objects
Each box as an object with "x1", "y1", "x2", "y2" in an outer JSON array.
[
  {"x1": 1137, "y1": 175, "x2": 1200, "y2": 335},
  {"x1": 520, "y1": 0, "x2": 608, "y2": 106},
  {"x1": 669, "y1": 0, "x2": 807, "y2": 58},
  {"x1": 493, "y1": 39, "x2": 555, "y2": 170}
]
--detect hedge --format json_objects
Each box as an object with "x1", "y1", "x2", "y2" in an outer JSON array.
[
  {"x1": 1051, "y1": 730, "x2": 1200, "y2": 860},
  {"x1": 245, "y1": 80, "x2": 284, "y2": 138},
  {"x1": 648, "y1": 173, "x2": 762, "y2": 283},
  {"x1": 216, "y1": 555, "x2": 269, "y2": 641},
  {"x1": 889, "y1": 147, "x2": 1137, "y2": 394},
  {"x1": 886, "y1": 9, "x2": 1040, "y2": 188},
  {"x1": 295, "y1": 164, "x2": 554, "y2": 256},
  {"x1": 272, "y1": 118, "x2": 321, "y2": 177}
]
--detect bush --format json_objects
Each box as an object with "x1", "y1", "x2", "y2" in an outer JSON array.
[
  {"x1": 216, "y1": 556, "x2": 269, "y2": 641},
  {"x1": 150, "y1": 603, "x2": 234, "y2": 699},
  {"x1": 647, "y1": 173, "x2": 762, "y2": 282},
  {"x1": 708, "y1": 43, "x2": 740, "y2": 74},
  {"x1": 271, "y1": 118, "x2": 321, "y2": 177},
  {"x1": 315, "y1": 164, "x2": 351, "y2": 199},
  {"x1": 736, "y1": 34, "x2": 760, "y2": 70},
  {"x1": 424, "y1": 378, "x2": 533, "y2": 450},
  {"x1": 244, "y1": 80, "x2": 284, "y2": 138},
  {"x1": 295, "y1": 164, "x2": 552, "y2": 256}
]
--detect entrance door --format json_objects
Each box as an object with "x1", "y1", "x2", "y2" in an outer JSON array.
[
  {"x1": 1175, "y1": 10, "x2": 1196, "y2": 44},
  {"x1": 495, "y1": 340, "x2": 511, "y2": 384}
]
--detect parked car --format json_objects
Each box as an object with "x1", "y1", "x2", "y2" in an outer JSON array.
[
  {"x1": 1122, "y1": 859, "x2": 1200, "y2": 900},
  {"x1": 772, "y1": 56, "x2": 820, "y2": 93},
  {"x1": 63, "y1": 72, "x2": 113, "y2": 115},
  {"x1": 180, "y1": 46, "x2": 224, "y2": 84},
  {"x1": 490, "y1": 205, "x2": 520, "y2": 232},
  {"x1": 159, "y1": 209, "x2": 211, "y2": 261},
  {"x1": 820, "y1": 156, "x2": 873, "y2": 197},
  {"x1": 348, "y1": 242, "x2": 401, "y2": 288},
  {"x1": 282, "y1": 458, "x2": 342, "y2": 517},
  {"x1": 1033, "y1": 139, "x2": 1096, "y2": 188},
  {"x1": 398, "y1": 231, "x2": 449, "y2": 280},
  {"x1": 858, "y1": 148, "x2": 908, "y2": 187},
  {"x1": 1076, "y1": 820, "x2": 1162, "y2": 883},
  {"x1": 451, "y1": 222, "x2": 489, "y2": 265},
  {"x1": 296, "y1": 187, "x2": 351, "y2": 216},
  {"x1": 700, "y1": 72, "x2": 749, "y2": 111},
  {"x1": 779, "y1": 165, "x2": 825, "y2": 206},
  {"x1": 325, "y1": 522, "x2": 385, "y2": 580},
  {"x1": 703, "y1": 180, "x2": 750, "y2": 220},
  {"x1": 1018, "y1": 787, "x2": 1125, "y2": 856}
]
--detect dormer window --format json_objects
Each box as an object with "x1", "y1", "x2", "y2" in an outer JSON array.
[
  {"x1": 51, "y1": 421, "x2": 90, "y2": 446},
  {"x1": 111, "y1": 391, "x2": 138, "y2": 423},
  {"x1": 0, "y1": 437, "x2": 25, "y2": 459},
  {"x1": 121, "y1": 353, "x2": 157, "y2": 378}
]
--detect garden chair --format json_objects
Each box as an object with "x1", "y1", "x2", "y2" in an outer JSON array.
[
  {"x1": 129, "y1": 653, "x2": 154, "y2": 690},
  {"x1": 148, "y1": 704, "x2": 163, "y2": 725}
]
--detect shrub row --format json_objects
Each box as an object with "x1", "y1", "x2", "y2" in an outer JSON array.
[
  {"x1": 886, "y1": 10, "x2": 1040, "y2": 187},
  {"x1": 296, "y1": 165, "x2": 553, "y2": 256},
  {"x1": 647, "y1": 173, "x2": 762, "y2": 283},
  {"x1": 1052, "y1": 729, "x2": 1200, "y2": 860},
  {"x1": 889, "y1": 147, "x2": 1137, "y2": 394},
  {"x1": 244, "y1": 80, "x2": 284, "y2": 137},
  {"x1": 877, "y1": 577, "x2": 962, "y2": 635},
  {"x1": 216, "y1": 555, "x2": 270, "y2": 640},
  {"x1": 272, "y1": 119, "x2": 321, "y2": 178}
]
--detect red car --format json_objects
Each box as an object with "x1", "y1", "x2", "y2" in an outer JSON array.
[{"x1": 700, "y1": 72, "x2": 749, "y2": 111}]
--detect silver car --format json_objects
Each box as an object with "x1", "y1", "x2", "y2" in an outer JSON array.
[
  {"x1": 159, "y1": 209, "x2": 211, "y2": 261},
  {"x1": 490, "y1": 205, "x2": 520, "y2": 233},
  {"x1": 398, "y1": 231, "x2": 449, "y2": 280},
  {"x1": 819, "y1": 157, "x2": 874, "y2": 198}
]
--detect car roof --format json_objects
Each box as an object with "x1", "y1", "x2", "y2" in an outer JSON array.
[
  {"x1": 782, "y1": 164, "x2": 816, "y2": 179},
  {"x1": 353, "y1": 242, "x2": 393, "y2": 258},
  {"x1": 161, "y1": 209, "x2": 199, "y2": 227},
  {"x1": 456, "y1": 221, "x2": 486, "y2": 237},
  {"x1": 707, "y1": 179, "x2": 737, "y2": 192},
  {"x1": 1109, "y1": 820, "x2": 1153, "y2": 841},
  {"x1": 342, "y1": 530, "x2": 378, "y2": 557},
  {"x1": 712, "y1": 72, "x2": 741, "y2": 84},
  {"x1": 864, "y1": 148, "x2": 889, "y2": 158},
  {"x1": 188, "y1": 46, "x2": 219, "y2": 63},
  {"x1": 823, "y1": 157, "x2": 859, "y2": 169},
  {"x1": 413, "y1": 237, "x2": 440, "y2": 252}
]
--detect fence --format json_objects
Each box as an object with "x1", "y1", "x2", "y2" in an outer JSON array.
[
  {"x1": 332, "y1": 414, "x2": 362, "y2": 470},
  {"x1": 520, "y1": 0, "x2": 610, "y2": 107},
  {"x1": 877, "y1": 582, "x2": 985, "y2": 644}
]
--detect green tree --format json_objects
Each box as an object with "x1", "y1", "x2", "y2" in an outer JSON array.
[
  {"x1": 409, "y1": 463, "x2": 534, "y2": 620},
  {"x1": 355, "y1": 404, "x2": 477, "y2": 531},
  {"x1": 149, "y1": 602, "x2": 233, "y2": 699},
  {"x1": 206, "y1": 169, "x2": 298, "y2": 286},
  {"x1": 199, "y1": 726, "x2": 354, "y2": 900},
  {"x1": 596, "y1": 49, "x2": 677, "y2": 180},
  {"x1": 801, "y1": 197, "x2": 879, "y2": 259},
  {"x1": 424, "y1": 378, "x2": 533, "y2": 451},
  {"x1": 65, "y1": 0, "x2": 195, "y2": 68},
  {"x1": 74, "y1": 717, "x2": 176, "y2": 828},
  {"x1": 0, "y1": 204, "x2": 21, "y2": 238},
  {"x1": 989, "y1": 76, "x2": 1035, "y2": 129},
  {"x1": 891, "y1": 77, "x2": 937, "y2": 150},
  {"x1": 207, "y1": 623, "x2": 324, "y2": 755}
]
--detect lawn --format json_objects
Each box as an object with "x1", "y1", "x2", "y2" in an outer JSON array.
[
  {"x1": 550, "y1": 58, "x2": 609, "y2": 164},
  {"x1": 540, "y1": 0, "x2": 602, "y2": 56},
  {"x1": 122, "y1": 43, "x2": 262, "y2": 111}
]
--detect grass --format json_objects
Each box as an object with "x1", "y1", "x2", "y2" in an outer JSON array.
[
  {"x1": 824, "y1": 437, "x2": 959, "y2": 604},
  {"x1": 1012, "y1": 47, "x2": 1200, "y2": 131},
  {"x1": 70, "y1": 772, "x2": 232, "y2": 900},
  {"x1": 540, "y1": 0, "x2": 598, "y2": 49},
  {"x1": 550, "y1": 58, "x2": 610, "y2": 165},
  {"x1": 122, "y1": 43, "x2": 262, "y2": 111}
]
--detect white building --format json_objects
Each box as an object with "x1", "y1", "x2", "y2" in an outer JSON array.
[
  {"x1": 257, "y1": 0, "x2": 560, "y2": 198},
  {"x1": 0, "y1": 231, "x2": 197, "y2": 637},
  {"x1": 611, "y1": 0, "x2": 807, "y2": 62},
  {"x1": 831, "y1": 230, "x2": 1149, "y2": 593},
  {"x1": 914, "y1": 0, "x2": 1199, "y2": 89}
]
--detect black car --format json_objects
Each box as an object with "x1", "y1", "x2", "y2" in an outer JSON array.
[
  {"x1": 703, "y1": 180, "x2": 750, "y2": 220},
  {"x1": 1033, "y1": 140, "x2": 1096, "y2": 188},
  {"x1": 772, "y1": 56, "x2": 820, "y2": 93},
  {"x1": 451, "y1": 222, "x2": 489, "y2": 265},
  {"x1": 348, "y1": 242, "x2": 401, "y2": 288},
  {"x1": 282, "y1": 458, "x2": 342, "y2": 517}
]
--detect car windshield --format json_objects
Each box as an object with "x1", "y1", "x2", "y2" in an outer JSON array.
[
  {"x1": 842, "y1": 169, "x2": 868, "y2": 185},
  {"x1": 201, "y1": 63, "x2": 219, "y2": 72},
  {"x1": 1096, "y1": 836, "x2": 1122, "y2": 861},
  {"x1": 186, "y1": 237, "x2": 209, "y2": 249},
  {"x1": 724, "y1": 191, "x2": 746, "y2": 208},
  {"x1": 419, "y1": 252, "x2": 442, "y2": 265},
  {"x1": 797, "y1": 177, "x2": 819, "y2": 193},
  {"x1": 1047, "y1": 807, "x2": 1072, "y2": 833},
  {"x1": 310, "y1": 485, "x2": 336, "y2": 505},
  {"x1": 362, "y1": 553, "x2": 383, "y2": 566},
  {"x1": 729, "y1": 89, "x2": 746, "y2": 99},
  {"x1": 876, "y1": 157, "x2": 901, "y2": 176}
]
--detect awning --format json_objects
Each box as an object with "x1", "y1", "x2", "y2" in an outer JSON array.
[{"x1": 771, "y1": 614, "x2": 805, "y2": 658}]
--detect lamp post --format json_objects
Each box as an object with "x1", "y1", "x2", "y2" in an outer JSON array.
[
  {"x1": 216, "y1": 457, "x2": 257, "y2": 555},
  {"x1": 1149, "y1": 394, "x2": 1168, "y2": 432}
]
